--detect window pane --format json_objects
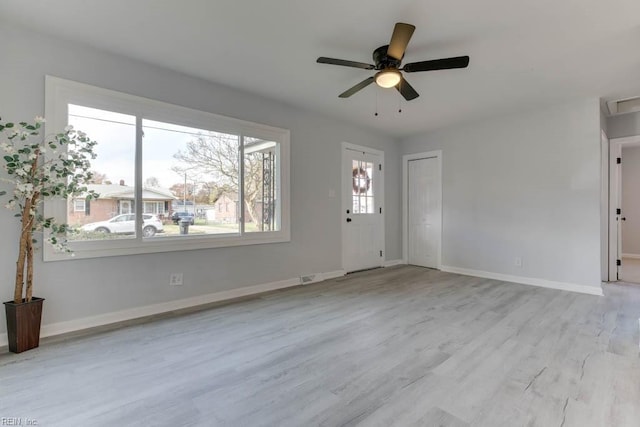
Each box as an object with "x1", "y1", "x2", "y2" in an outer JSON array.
[
  {"x1": 352, "y1": 160, "x2": 374, "y2": 214},
  {"x1": 73, "y1": 199, "x2": 85, "y2": 212},
  {"x1": 67, "y1": 104, "x2": 137, "y2": 240},
  {"x1": 142, "y1": 119, "x2": 240, "y2": 237},
  {"x1": 243, "y1": 137, "x2": 280, "y2": 232}
]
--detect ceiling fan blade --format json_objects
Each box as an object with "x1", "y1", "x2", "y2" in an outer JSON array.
[
  {"x1": 387, "y1": 23, "x2": 416, "y2": 60},
  {"x1": 317, "y1": 57, "x2": 375, "y2": 70},
  {"x1": 339, "y1": 76, "x2": 375, "y2": 98},
  {"x1": 395, "y1": 76, "x2": 419, "y2": 101},
  {"x1": 403, "y1": 56, "x2": 470, "y2": 73}
]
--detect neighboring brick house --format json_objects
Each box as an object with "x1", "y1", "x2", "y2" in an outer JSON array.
[
  {"x1": 210, "y1": 194, "x2": 272, "y2": 227},
  {"x1": 68, "y1": 182, "x2": 176, "y2": 226},
  {"x1": 172, "y1": 195, "x2": 240, "y2": 223},
  {"x1": 212, "y1": 194, "x2": 239, "y2": 223}
]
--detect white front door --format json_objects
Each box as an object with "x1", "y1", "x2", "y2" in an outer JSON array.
[
  {"x1": 407, "y1": 156, "x2": 441, "y2": 268},
  {"x1": 120, "y1": 200, "x2": 133, "y2": 214},
  {"x1": 342, "y1": 144, "x2": 384, "y2": 273}
]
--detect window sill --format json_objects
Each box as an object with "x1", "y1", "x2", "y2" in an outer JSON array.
[{"x1": 43, "y1": 230, "x2": 290, "y2": 261}]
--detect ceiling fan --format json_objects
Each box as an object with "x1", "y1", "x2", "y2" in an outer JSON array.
[{"x1": 317, "y1": 23, "x2": 470, "y2": 101}]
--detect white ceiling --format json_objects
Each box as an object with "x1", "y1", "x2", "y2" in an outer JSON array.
[{"x1": 2, "y1": 0, "x2": 639, "y2": 138}]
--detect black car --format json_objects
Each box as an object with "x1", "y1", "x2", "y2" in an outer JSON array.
[{"x1": 171, "y1": 211, "x2": 195, "y2": 225}]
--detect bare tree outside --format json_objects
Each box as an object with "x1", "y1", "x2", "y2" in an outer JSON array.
[
  {"x1": 173, "y1": 132, "x2": 272, "y2": 227},
  {"x1": 88, "y1": 171, "x2": 108, "y2": 184},
  {"x1": 169, "y1": 182, "x2": 194, "y2": 202},
  {"x1": 145, "y1": 176, "x2": 160, "y2": 188}
]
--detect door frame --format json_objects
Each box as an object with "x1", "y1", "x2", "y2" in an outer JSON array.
[
  {"x1": 403, "y1": 150, "x2": 442, "y2": 268},
  {"x1": 341, "y1": 142, "x2": 385, "y2": 272},
  {"x1": 608, "y1": 134, "x2": 640, "y2": 281},
  {"x1": 600, "y1": 130, "x2": 609, "y2": 282}
]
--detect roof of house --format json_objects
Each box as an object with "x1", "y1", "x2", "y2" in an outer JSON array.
[{"x1": 86, "y1": 184, "x2": 176, "y2": 200}]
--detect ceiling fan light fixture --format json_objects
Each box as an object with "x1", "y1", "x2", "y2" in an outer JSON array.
[{"x1": 375, "y1": 69, "x2": 401, "y2": 88}]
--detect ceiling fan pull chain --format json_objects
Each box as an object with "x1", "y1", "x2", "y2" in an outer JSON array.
[
  {"x1": 375, "y1": 89, "x2": 379, "y2": 117},
  {"x1": 398, "y1": 82, "x2": 403, "y2": 113}
]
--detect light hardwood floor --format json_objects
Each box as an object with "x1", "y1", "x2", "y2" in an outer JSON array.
[{"x1": 1, "y1": 266, "x2": 639, "y2": 426}]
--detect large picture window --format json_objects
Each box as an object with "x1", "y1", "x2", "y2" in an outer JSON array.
[{"x1": 44, "y1": 77, "x2": 290, "y2": 260}]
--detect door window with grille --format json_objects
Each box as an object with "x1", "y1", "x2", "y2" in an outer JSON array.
[{"x1": 352, "y1": 160, "x2": 375, "y2": 214}]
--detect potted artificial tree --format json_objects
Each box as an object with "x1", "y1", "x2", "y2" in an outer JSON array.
[{"x1": 1, "y1": 116, "x2": 98, "y2": 353}]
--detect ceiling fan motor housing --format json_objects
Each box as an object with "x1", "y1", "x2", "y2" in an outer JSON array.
[{"x1": 373, "y1": 45, "x2": 402, "y2": 70}]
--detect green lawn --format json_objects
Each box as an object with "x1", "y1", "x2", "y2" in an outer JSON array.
[
  {"x1": 68, "y1": 221, "x2": 264, "y2": 240},
  {"x1": 162, "y1": 221, "x2": 260, "y2": 235}
]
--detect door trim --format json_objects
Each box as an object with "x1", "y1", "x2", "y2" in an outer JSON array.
[
  {"x1": 600, "y1": 130, "x2": 609, "y2": 282},
  {"x1": 341, "y1": 142, "x2": 385, "y2": 272},
  {"x1": 609, "y1": 134, "x2": 640, "y2": 281},
  {"x1": 403, "y1": 150, "x2": 442, "y2": 268}
]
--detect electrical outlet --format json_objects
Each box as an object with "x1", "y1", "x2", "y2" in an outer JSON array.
[
  {"x1": 169, "y1": 273, "x2": 183, "y2": 286},
  {"x1": 515, "y1": 257, "x2": 523, "y2": 268}
]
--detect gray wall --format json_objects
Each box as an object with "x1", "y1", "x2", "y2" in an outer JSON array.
[
  {"x1": 0, "y1": 23, "x2": 402, "y2": 334},
  {"x1": 402, "y1": 99, "x2": 603, "y2": 289},
  {"x1": 600, "y1": 109, "x2": 609, "y2": 136},
  {"x1": 621, "y1": 146, "x2": 640, "y2": 255},
  {"x1": 607, "y1": 112, "x2": 640, "y2": 139}
]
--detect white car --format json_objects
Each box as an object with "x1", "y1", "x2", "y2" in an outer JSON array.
[{"x1": 81, "y1": 214, "x2": 164, "y2": 237}]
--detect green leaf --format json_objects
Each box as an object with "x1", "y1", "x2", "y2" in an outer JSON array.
[
  {"x1": 3, "y1": 156, "x2": 12, "y2": 162},
  {"x1": 5, "y1": 123, "x2": 14, "y2": 128}
]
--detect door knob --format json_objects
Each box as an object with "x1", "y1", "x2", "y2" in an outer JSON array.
[
  {"x1": 622, "y1": 217, "x2": 627, "y2": 221},
  {"x1": 346, "y1": 218, "x2": 352, "y2": 222}
]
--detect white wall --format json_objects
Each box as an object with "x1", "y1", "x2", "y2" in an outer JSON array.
[
  {"x1": 607, "y1": 112, "x2": 640, "y2": 139},
  {"x1": 621, "y1": 146, "x2": 640, "y2": 255},
  {"x1": 402, "y1": 99, "x2": 603, "y2": 289},
  {"x1": 0, "y1": 23, "x2": 402, "y2": 336}
]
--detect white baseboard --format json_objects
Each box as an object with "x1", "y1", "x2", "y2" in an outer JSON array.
[
  {"x1": 622, "y1": 253, "x2": 640, "y2": 260},
  {"x1": 440, "y1": 265, "x2": 604, "y2": 296},
  {"x1": 384, "y1": 259, "x2": 405, "y2": 267},
  {"x1": 321, "y1": 269, "x2": 346, "y2": 280},
  {"x1": 0, "y1": 269, "x2": 346, "y2": 348}
]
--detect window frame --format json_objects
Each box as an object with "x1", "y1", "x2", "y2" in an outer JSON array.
[{"x1": 44, "y1": 76, "x2": 290, "y2": 261}]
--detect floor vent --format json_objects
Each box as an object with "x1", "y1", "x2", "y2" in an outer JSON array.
[{"x1": 300, "y1": 274, "x2": 316, "y2": 285}]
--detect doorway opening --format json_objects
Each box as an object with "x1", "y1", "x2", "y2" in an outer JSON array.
[{"x1": 609, "y1": 135, "x2": 640, "y2": 283}]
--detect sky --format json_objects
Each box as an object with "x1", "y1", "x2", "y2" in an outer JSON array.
[{"x1": 68, "y1": 104, "x2": 224, "y2": 189}]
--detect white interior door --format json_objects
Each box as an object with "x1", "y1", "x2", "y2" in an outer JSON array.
[
  {"x1": 407, "y1": 156, "x2": 441, "y2": 268},
  {"x1": 342, "y1": 145, "x2": 384, "y2": 273}
]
